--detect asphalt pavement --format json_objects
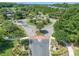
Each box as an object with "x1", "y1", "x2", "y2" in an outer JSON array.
[
  {"x1": 14, "y1": 19, "x2": 51, "y2": 56},
  {"x1": 29, "y1": 39, "x2": 49, "y2": 56}
]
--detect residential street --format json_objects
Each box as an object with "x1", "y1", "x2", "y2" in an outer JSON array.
[
  {"x1": 29, "y1": 39, "x2": 49, "y2": 56},
  {"x1": 14, "y1": 19, "x2": 51, "y2": 56},
  {"x1": 14, "y1": 19, "x2": 37, "y2": 37},
  {"x1": 13, "y1": 19, "x2": 74, "y2": 56}
]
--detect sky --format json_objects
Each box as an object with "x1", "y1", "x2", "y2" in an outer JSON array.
[{"x1": 0, "y1": 0, "x2": 79, "y2": 2}]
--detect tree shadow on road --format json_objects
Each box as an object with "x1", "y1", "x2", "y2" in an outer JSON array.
[{"x1": 40, "y1": 30, "x2": 48, "y2": 34}]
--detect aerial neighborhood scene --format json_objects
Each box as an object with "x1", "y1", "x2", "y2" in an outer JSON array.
[{"x1": 0, "y1": 2, "x2": 79, "y2": 56}]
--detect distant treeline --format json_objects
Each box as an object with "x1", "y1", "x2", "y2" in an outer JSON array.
[
  {"x1": 0, "y1": 2, "x2": 31, "y2": 8},
  {"x1": 51, "y1": 3, "x2": 79, "y2": 8},
  {"x1": 0, "y1": 2, "x2": 16, "y2": 8}
]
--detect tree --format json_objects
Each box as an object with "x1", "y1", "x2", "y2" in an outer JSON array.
[
  {"x1": 0, "y1": 27, "x2": 5, "y2": 44},
  {"x1": 1, "y1": 20, "x2": 26, "y2": 38},
  {"x1": 14, "y1": 11, "x2": 25, "y2": 19},
  {"x1": 53, "y1": 6, "x2": 79, "y2": 44},
  {"x1": 0, "y1": 15, "x2": 4, "y2": 24},
  {"x1": 35, "y1": 20, "x2": 44, "y2": 32}
]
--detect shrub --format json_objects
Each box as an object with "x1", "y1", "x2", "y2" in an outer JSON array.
[{"x1": 51, "y1": 47, "x2": 67, "y2": 56}]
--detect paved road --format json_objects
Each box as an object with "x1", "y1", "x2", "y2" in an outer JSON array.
[
  {"x1": 29, "y1": 39, "x2": 49, "y2": 56},
  {"x1": 42, "y1": 19, "x2": 56, "y2": 55},
  {"x1": 42, "y1": 25, "x2": 54, "y2": 37},
  {"x1": 13, "y1": 19, "x2": 74, "y2": 56},
  {"x1": 42, "y1": 18, "x2": 57, "y2": 37},
  {"x1": 14, "y1": 19, "x2": 50, "y2": 56},
  {"x1": 14, "y1": 19, "x2": 37, "y2": 37}
]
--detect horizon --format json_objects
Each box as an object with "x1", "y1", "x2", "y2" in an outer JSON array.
[{"x1": 16, "y1": 2, "x2": 79, "y2": 4}]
